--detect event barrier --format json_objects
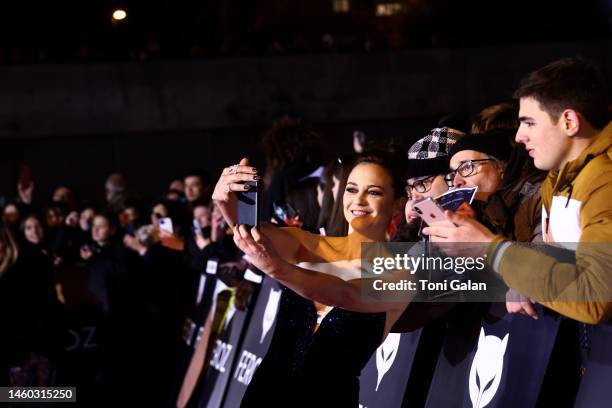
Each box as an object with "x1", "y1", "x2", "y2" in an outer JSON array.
[{"x1": 424, "y1": 303, "x2": 563, "y2": 408}]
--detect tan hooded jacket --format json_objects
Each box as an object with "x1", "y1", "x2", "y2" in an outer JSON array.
[{"x1": 488, "y1": 122, "x2": 612, "y2": 324}]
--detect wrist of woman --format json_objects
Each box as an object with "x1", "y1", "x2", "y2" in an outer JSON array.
[{"x1": 268, "y1": 258, "x2": 290, "y2": 280}]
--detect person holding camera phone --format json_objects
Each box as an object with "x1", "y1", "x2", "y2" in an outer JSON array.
[
  {"x1": 391, "y1": 127, "x2": 478, "y2": 332},
  {"x1": 213, "y1": 152, "x2": 413, "y2": 406},
  {"x1": 403, "y1": 127, "x2": 471, "y2": 236},
  {"x1": 441, "y1": 129, "x2": 544, "y2": 316}
]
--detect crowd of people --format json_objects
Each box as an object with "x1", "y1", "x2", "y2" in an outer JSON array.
[{"x1": 1, "y1": 56, "x2": 611, "y2": 407}]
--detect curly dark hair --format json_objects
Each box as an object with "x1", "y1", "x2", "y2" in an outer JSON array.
[{"x1": 261, "y1": 116, "x2": 322, "y2": 174}]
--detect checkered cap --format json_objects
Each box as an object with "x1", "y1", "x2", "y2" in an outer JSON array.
[{"x1": 407, "y1": 127, "x2": 464, "y2": 160}]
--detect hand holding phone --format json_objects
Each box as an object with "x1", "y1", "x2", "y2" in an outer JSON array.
[
  {"x1": 159, "y1": 217, "x2": 174, "y2": 234},
  {"x1": 412, "y1": 197, "x2": 455, "y2": 228},
  {"x1": 237, "y1": 181, "x2": 259, "y2": 228},
  {"x1": 193, "y1": 219, "x2": 203, "y2": 236}
]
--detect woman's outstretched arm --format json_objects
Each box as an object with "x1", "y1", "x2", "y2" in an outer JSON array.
[
  {"x1": 234, "y1": 225, "x2": 413, "y2": 314},
  {"x1": 272, "y1": 262, "x2": 411, "y2": 314}
]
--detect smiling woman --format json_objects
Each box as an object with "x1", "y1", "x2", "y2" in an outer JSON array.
[
  {"x1": 343, "y1": 154, "x2": 407, "y2": 237},
  {"x1": 212, "y1": 150, "x2": 411, "y2": 406}
]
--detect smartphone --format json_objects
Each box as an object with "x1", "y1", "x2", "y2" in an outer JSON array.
[
  {"x1": 237, "y1": 181, "x2": 259, "y2": 228},
  {"x1": 412, "y1": 197, "x2": 455, "y2": 228},
  {"x1": 159, "y1": 217, "x2": 174, "y2": 234},
  {"x1": 193, "y1": 219, "x2": 202, "y2": 236},
  {"x1": 273, "y1": 202, "x2": 297, "y2": 225}
]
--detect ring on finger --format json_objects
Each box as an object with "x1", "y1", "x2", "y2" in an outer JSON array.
[
  {"x1": 230, "y1": 164, "x2": 239, "y2": 174},
  {"x1": 225, "y1": 183, "x2": 231, "y2": 193}
]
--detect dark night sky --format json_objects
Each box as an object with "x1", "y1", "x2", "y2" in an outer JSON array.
[{"x1": 0, "y1": 0, "x2": 609, "y2": 62}]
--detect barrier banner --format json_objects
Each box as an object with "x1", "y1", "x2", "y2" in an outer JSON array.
[
  {"x1": 222, "y1": 276, "x2": 282, "y2": 407},
  {"x1": 425, "y1": 303, "x2": 562, "y2": 408},
  {"x1": 193, "y1": 271, "x2": 264, "y2": 408},
  {"x1": 168, "y1": 262, "x2": 218, "y2": 405},
  {"x1": 55, "y1": 305, "x2": 106, "y2": 404},
  {"x1": 574, "y1": 323, "x2": 612, "y2": 408},
  {"x1": 358, "y1": 330, "x2": 422, "y2": 408},
  {"x1": 53, "y1": 264, "x2": 107, "y2": 404}
]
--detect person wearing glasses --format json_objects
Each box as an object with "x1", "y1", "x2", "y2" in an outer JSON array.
[
  {"x1": 446, "y1": 129, "x2": 542, "y2": 244},
  {"x1": 404, "y1": 127, "x2": 465, "y2": 231},
  {"x1": 447, "y1": 131, "x2": 511, "y2": 202},
  {"x1": 392, "y1": 126, "x2": 476, "y2": 332},
  {"x1": 445, "y1": 129, "x2": 544, "y2": 319}
]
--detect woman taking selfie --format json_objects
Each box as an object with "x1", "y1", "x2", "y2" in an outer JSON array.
[{"x1": 212, "y1": 151, "x2": 411, "y2": 406}]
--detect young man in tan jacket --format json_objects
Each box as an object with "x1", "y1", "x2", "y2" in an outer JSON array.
[{"x1": 423, "y1": 56, "x2": 612, "y2": 325}]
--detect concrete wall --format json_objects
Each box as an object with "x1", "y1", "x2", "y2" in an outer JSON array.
[
  {"x1": 0, "y1": 40, "x2": 610, "y2": 204},
  {"x1": 1, "y1": 40, "x2": 609, "y2": 139}
]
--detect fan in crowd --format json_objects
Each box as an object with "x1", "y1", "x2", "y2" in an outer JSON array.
[{"x1": 0, "y1": 56, "x2": 611, "y2": 408}]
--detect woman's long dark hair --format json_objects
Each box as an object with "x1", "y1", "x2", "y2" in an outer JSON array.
[
  {"x1": 286, "y1": 178, "x2": 321, "y2": 233},
  {"x1": 0, "y1": 220, "x2": 19, "y2": 276},
  {"x1": 318, "y1": 155, "x2": 352, "y2": 235},
  {"x1": 19, "y1": 213, "x2": 46, "y2": 245}
]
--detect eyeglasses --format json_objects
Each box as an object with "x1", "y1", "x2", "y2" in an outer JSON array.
[
  {"x1": 153, "y1": 212, "x2": 165, "y2": 219},
  {"x1": 405, "y1": 176, "x2": 435, "y2": 200},
  {"x1": 446, "y1": 159, "x2": 498, "y2": 183}
]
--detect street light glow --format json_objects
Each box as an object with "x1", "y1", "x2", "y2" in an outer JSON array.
[{"x1": 112, "y1": 9, "x2": 127, "y2": 21}]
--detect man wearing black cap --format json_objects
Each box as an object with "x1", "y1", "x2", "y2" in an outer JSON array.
[
  {"x1": 447, "y1": 131, "x2": 512, "y2": 201},
  {"x1": 445, "y1": 129, "x2": 543, "y2": 245},
  {"x1": 392, "y1": 127, "x2": 466, "y2": 331}
]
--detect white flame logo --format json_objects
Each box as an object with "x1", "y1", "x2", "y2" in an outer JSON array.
[
  {"x1": 469, "y1": 328, "x2": 509, "y2": 408},
  {"x1": 260, "y1": 288, "x2": 281, "y2": 343},
  {"x1": 375, "y1": 333, "x2": 401, "y2": 391}
]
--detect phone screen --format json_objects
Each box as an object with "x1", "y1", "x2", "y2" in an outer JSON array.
[
  {"x1": 273, "y1": 202, "x2": 297, "y2": 225},
  {"x1": 159, "y1": 217, "x2": 174, "y2": 234},
  {"x1": 413, "y1": 197, "x2": 454, "y2": 228},
  {"x1": 237, "y1": 181, "x2": 258, "y2": 227}
]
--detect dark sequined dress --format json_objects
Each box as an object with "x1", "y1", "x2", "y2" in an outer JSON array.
[{"x1": 241, "y1": 286, "x2": 386, "y2": 407}]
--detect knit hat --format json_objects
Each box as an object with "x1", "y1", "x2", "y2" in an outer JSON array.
[
  {"x1": 406, "y1": 127, "x2": 464, "y2": 178},
  {"x1": 448, "y1": 129, "x2": 514, "y2": 162}
]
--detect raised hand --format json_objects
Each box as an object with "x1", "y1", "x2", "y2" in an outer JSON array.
[
  {"x1": 159, "y1": 229, "x2": 185, "y2": 251},
  {"x1": 212, "y1": 158, "x2": 258, "y2": 226},
  {"x1": 212, "y1": 158, "x2": 258, "y2": 202},
  {"x1": 232, "y1": 225, "x2": 284, "y2": 278},
  {"x1": 421, "y1": 210, "x2": 495, "y2": 257},
  {"x1": 455, "y1": 202, "x2": 476, "y2": 219}
]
